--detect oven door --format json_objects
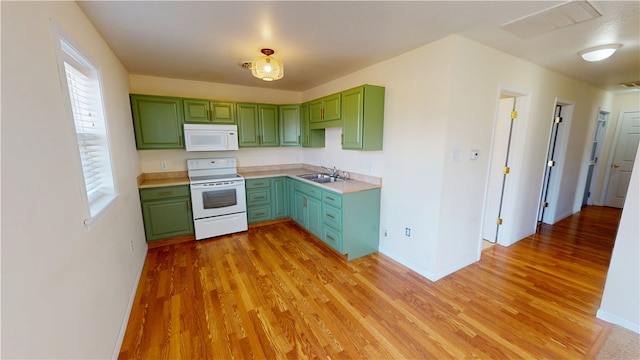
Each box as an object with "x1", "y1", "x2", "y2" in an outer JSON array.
[{"x1": 190, "y1": 181, "x2": 246, "y2": 219}]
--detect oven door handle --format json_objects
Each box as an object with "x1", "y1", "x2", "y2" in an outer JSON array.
[{"x1": 190, "y1": 182, "x2": 243, "y2": 190}]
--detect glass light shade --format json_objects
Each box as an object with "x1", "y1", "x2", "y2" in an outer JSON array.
[
  {"x1": 251, "y1": 55, "x2": 284, "y2": 81},
  {"x1": 579, "y1": 44, "x2": 621, "y2": 62}
]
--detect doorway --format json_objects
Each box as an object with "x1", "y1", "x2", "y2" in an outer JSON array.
[{"x1": 603, "y1": 110, "x2": 640, "y2": 208}]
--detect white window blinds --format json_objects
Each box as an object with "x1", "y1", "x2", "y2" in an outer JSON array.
[{"x1": 59, "y1": 39, "x2": 116, "y2": 222}]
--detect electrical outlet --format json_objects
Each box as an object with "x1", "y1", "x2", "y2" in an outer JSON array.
[
  {"x1": 160, "y1": 161, "x2": 168, "y2": 170},
  {"x1": 384, "y1": 229, "x2": 388, "y2": 237},
  {"x1": 130, "y1": 240, "x2": 134, "y2": 253},
  {"x1": 405, "y1": 227, "x2": 411, "y2": 237}
]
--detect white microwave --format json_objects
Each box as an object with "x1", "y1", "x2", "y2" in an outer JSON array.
[{"x1": 183, "y1": 124, "x2": 239, "y2": 152}]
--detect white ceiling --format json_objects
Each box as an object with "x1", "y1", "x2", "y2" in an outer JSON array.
[{"x1": 77, "y1": 1, "x2": 640, "y2": 93}]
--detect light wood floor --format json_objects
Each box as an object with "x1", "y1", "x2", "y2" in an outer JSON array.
[{"x1": 119, "y1": 206, "x2": 622, "y2": 359}]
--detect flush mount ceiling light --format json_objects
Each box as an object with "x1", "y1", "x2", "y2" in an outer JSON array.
[
  {"x1": 251, "y1": 48, "x2": 284, "y2": 81},
  {"x1": 579, "y1": 44, "x2": 622, "y2": 62}
]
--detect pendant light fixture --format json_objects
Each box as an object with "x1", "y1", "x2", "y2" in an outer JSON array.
[
  {"x1": 251, "y1": 48, "x2": 284, "y2": 81},
  {"x1": 579, "y1": 44, "x2": 622, "y2": 62}
]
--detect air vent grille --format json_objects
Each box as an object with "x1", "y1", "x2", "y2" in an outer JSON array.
[
  {"x1": 240, "y1": 61, "x2": 252, "y2": 69},
  {"x1": 501, "y1": 0, "x2": 601, "y2": 38}
]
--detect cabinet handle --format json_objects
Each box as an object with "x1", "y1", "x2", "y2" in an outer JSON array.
[
  {"x1": 254, "y1": 182, "x2": 264, "y2": 186},
  {"x1": 326, "y1": 196, "x2": 335, "y2": 201},
  {"x1": 179, "y1": 136, "x2": 183, "y2": 146},
  {"x1": 341, "y1": 134, "x2": 343, "y2": 145},
  {"x1": 255, "y1": 196, "x2": 265, "y2": 200},
  {"x1": 304, "y1": 197, "x2": 307, "y2": 208},
  {"x1": 326, "y1": 214, "x2": 335, "y2": 219},
  {"x1": 298, "y1": 135, "x2": 301, "y2": 144},
  {"x1": 326, "y1": 234, "x2": 335, "y2": 241},
  {"x1": 255, "y1": 212, "x2": 265, "y2": 216},
  {"x1": 258, "y1": 135, "x2": 262, "y2": 144},
  {"x1": 305, "y1": 135, "x2": 309, "y2": 144},
  {"x1": 321, "y1": 108, "x2": 324, "y2": 119},
  {"x1": 158, "y1": 191, "x2": 173, "y2": 196}
]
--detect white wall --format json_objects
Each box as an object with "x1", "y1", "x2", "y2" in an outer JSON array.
[
  {"x1": 2, "y1": 2, "x2": 147, "y2": 358},
  {"x1": 597, "y1": 148, "x2": 640, "y2": 332}
]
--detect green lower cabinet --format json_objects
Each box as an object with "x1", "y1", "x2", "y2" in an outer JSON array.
[
  {"x1": 321, "y1": 188, "x2": 381, "y2": 259},
  {"x1": 292, "y1": 179, "x2": 323, "y2": 238},
  {"x1": 139, "y1": 185, "x2": 194, "y2": 242},
  {"x1": 246, "y1": 177, "x2": 288, "y2": 224}
]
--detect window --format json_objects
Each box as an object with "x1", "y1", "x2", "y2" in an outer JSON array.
[{"x1": 55, "y1": 32, "x2": 117, "y2": 225}]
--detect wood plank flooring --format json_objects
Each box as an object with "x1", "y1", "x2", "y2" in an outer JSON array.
[{"x1": 119, "y1": 206, "x2": 622, "y2": 359}]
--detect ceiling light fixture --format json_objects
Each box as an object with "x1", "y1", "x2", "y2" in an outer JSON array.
[
  {"x1": 251, "y1": 48, "x2": 283, "y2": 81},
  {"x1": 579, "y1": 44, "x2": 622, "y2": 62}
]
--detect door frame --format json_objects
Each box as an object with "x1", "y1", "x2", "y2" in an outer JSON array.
[{"x1": 600, "y1": 109, "x2": 640, "y2": 206}]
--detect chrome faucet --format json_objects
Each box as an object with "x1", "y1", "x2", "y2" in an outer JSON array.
[{"x1": 322, "y1": 166, "x2": 338, "y2": 177}]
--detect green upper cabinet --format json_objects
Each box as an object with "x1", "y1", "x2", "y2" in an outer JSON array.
[
  {"x1": 183, "y1": 98, "x2": 235, "y2": 124},
  {"x1": 130, "y1": 94, "x2": 184, "y2": 150},
  {"x1": 279, "y1": 105, "x2": 301, "y2": 147},
  {"x1": 310, "y1": 92, "x2": 341, "y2": 128},
  {"x1": 237, "y1": 103, "x2": 279, "y2": 147},
  {"x1": 342, "y1": 85, "x2": 385, "y2": 151},
  {"x1": 301, "y1": 102, "x2": 325, "y2": 148}
]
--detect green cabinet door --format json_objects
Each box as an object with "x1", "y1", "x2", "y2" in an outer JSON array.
[
  {"x1": 309, "y1": 98, "x2": 324, "y2": 123},
  {"x1": 342, "y1": 85, "x2": 385, "y2": 151},
  {"x1": 306, "y1": 196, "x2": 322, "y2": 238},
  {"x1": 131, "y1": 95, "x2": 184, "y2": 149},
  {"x1": 272, "y1": 177, "x2": 288, "y2": 218},
  {"x1": 183, "y1": 99, "x2": 236, "y2": 124},
  {"x1": 259, "y1": 104, "x2": 279, "y2": 146},
  {"x1": 183, "y1": 98, "x2": 210, "y2": 123},
  {"x1": 237, "y1": 103, "x2": 260, "y2": 147},
  {"x1": 294, "y1": 191, "x2": 307, "y2": 226},
  {"x1": 279, "y1": 105, "x2": 301, "y2": 147},
  {"x1": 139, "y1": 185, "x2": 194, "y2": 242}
]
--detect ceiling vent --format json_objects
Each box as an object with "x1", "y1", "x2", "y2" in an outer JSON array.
[
  {"x1": 240, "y1": 61, "x2": 252, "y2": 69},
  {"x1": 620, "y1": 81, "x2": 640, "y2": 88},
  {"x1": 501, "y1": 0, "x2": 602, "y2": 38}
]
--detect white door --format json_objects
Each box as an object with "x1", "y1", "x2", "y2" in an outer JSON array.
[
  {"x1": 483, "y1": 97, "x2": 515, "y2": 243},
  {"x1": 605, "y1": 111, "x2": 640, "y2": 208}
]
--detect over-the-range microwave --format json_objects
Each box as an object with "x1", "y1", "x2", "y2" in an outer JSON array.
[{"x1": 183, "y1": 124, "x2": 239, "y2": 152}]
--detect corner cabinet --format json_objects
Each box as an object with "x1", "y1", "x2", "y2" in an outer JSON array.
[
  {"x1": 139, "y1": 185, "x2": 194, "y2": 242},
  {"x1": 130, "y1": 95, "x2": 185, "y2": 149},
  {"x1": 183, "y1": 98, "x2": 235, "y2": 124},
  {"x1": 237, "y1": 103, "x2": 279, "y2": 147},
  {"x1": 245, "y1": 177, "x2": 288, "y2": 223},
  {"x1": 341, "y1": 85, "x2": 385, "y2": 151},
  {"x1": 301, "y1": 102, "x2": 325, "y2": 148}
]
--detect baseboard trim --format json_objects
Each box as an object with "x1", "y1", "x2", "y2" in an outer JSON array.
[
  {"x1": 111, "y1": 250, "x2": 148, "y2": 359},
  {"x1": 596, "y1": 309, "x2": 640, "y2": 333}
]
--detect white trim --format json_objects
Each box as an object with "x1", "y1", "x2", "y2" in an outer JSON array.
[
  {"x1": 596, "y1": 309, "x2": 640, "y2": 334},
  {"x1": 111, "y1": 249, "x2": 148, "y2": 359},
  {"x1": 378, "y1": 248, "x2": 479, "y2": 282}
]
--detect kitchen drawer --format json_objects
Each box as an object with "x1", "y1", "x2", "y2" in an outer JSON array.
[
  {"x1": 245, "y1": 178, "x2": 271, "y2": 189},
  {"x1": 323, "y1": 204, "x2": 342, "y2": 230},
  {"x1": 322, "y1": 225, "x2": 342, "y2": 252},
  {"x1": 139, "y1": 185, "x2": 190, "y2": 201},
  {"x1": 248, "y1": 205, "x2": 272, "y2": 223},
  {"x1": 247, "y1": 188, "x2": 271, "y2": 205},
  {"x1": 322, "y1": 190, "x2": 342, "y2": 208},
  {"x1": 293, "y1": 180, "x2": 321, "y2": 199}
]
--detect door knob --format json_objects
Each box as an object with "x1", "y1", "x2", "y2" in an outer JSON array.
[{"x1": 613, "y1": 163, "x2": 620, "y2": 168}]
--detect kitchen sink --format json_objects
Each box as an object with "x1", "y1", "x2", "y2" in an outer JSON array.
[{"x1": 298, "y1": 173, "x2": 344, "y2": 183}]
